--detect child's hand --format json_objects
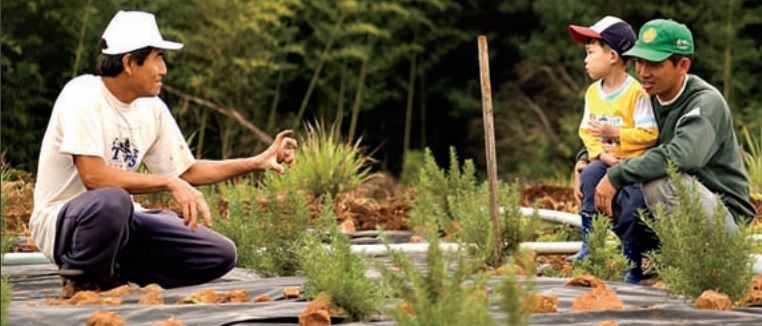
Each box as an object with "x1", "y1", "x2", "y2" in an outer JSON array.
[
  {"x1": 588, "y1": 121, "x2": 619, "y2": 138},
  {"x1": 599, "y1": 152, "x2": 622, "y2": 166},
  {"x1": 573, "y1": 160, "x2": 588, "y2": 206}
]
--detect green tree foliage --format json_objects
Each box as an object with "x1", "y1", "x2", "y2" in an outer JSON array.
[
  {"x1": 2, "y1": 0, "x2": 760, "y2": 180},
  {"x1": 644, "y1": 165, "x2": 754, "y2": 302}
]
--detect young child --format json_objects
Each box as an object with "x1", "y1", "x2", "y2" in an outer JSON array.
[{"x1": 566, "y1": 16, "x2": 658, "y2": 281}]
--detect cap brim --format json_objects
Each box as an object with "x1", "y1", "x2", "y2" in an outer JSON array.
[
  {"x1": 153, "y1": 40, "x2": 183, "y2": 51},
  {"x1": 623, "y1": 45, "x2": 671, "y2": 62},
  {"x1": 568, "y1": 25, "x2": 602, "y2": 44}
]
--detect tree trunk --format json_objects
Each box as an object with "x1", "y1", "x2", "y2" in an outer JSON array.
[
  {"x1": 292, "y1": 12, "x2": 347, "y2": 130},
  {"x1": 722, "y1": 0, "x2": 734, "y2": 107},
  {"x1": 348, "y1": 58, "x2": 369, "y2": 142},
  {"x1": 334, "y1": 62, "x2": 347, "y2": 129},
  {"x1": 267, "y1": 70, "x2": 284, "y2": 133},
  {"x1": 403, "y1": 53, "x2": 417, "y2": 155},
  {"x1": 71, "y1": 0, "x2": 93, "y2": 78}
]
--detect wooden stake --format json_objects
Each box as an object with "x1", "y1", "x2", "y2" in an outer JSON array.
[{"x1": 477, "y1": 36, "x2": 502, "y2": 267}]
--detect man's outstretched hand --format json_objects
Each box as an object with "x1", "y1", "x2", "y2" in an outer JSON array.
[{"x1": 261, "y1": 130, "x2": 298, "y2": 174}]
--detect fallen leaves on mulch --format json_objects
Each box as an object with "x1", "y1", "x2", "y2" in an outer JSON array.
[
  {"x1": 694, "y1": 290, "x2": 732, "y2": 310},
  {"x1": 522, "y1": 184, "x2": 578, "y2": 213},
  {"x1": 567, "y1": 275, "x2": 624, "y2": 312},
  {"x1": 177, "y1": 288, "x2": 251, "y2": 304},
  {"x1": 86, "y1": 311, "x2": 126, "y2": 326},
  {"x1": 570, "y1": 287, "x2": 624, "y2": 312},
  {"x1": 565, "y1": 275, "x2": 607, "y2": 289}
]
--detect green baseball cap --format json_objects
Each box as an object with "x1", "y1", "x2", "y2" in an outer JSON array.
[{"x1": 624, "y1": 19, "x2": 693, "y2": 62}]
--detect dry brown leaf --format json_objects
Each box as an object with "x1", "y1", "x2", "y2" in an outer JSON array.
[
  {"x1": 283, "y1": 286, "x2": 301, "y2": 299},
  {"x1": 253, "y1": 293, "x2": 273, "y2": 303}
]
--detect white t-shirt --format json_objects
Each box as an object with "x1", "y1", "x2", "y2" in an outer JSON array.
[{"x1": 31, "y1": 75, "x2": 195, "y2": 262}]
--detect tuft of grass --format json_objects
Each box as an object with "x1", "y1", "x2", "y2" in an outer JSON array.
[
  {"x1": 742, "y1": 126, "x2": 762, "y2": 196},
  {"x1": 297, "y1": 195, "x2": 384, "y2": 321},
  {"x1": 572, "y1": 215, "x2": 632, "y2": 281},
  {"x1": 644, "y1": 164, "x2": 754, "y2": 302},
  {"x1": 377, "y1": 216, "x2": 494, "y2": 326},
  {"x1": 263, "y1": 121, "x2": 373, "y2": 199}
]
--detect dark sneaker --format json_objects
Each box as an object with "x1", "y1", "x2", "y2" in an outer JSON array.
[
  {"x1": 60, "y1": 269, "x2": 99, "y2": 299},
  {"x1": 59, "y1": 269, "x2": 126, "y2": 299}
]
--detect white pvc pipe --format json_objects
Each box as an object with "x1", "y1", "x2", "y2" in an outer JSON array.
[
  {"x1": 1, "y1": 252, "x2": 51, "y2": 265},
  {"x1": 520, "y1": 207, "x2": 581, "y2": 227}
]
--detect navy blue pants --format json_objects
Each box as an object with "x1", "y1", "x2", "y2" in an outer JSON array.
[
  {"x1": 54, "y1": 187, "x2": 236, "y2": 288},
  {"x1": 579, "y1": 161, "x2": 659, "y2": 256}
]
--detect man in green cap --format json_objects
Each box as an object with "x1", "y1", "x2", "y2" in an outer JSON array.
[{"x1": 574, "y1": 19, "x2": 756, "y2": 283}]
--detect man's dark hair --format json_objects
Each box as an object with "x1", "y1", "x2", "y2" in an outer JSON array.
[
  {"x1": 96, "y1": 41, "x2": 154, "y2": 77},
  {"x1": 668, "y1": 53, "x2": 692, "y2": 65}
]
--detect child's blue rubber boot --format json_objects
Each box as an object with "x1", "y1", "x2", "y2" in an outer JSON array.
[{"x1": 565, "y1": 212, "x2": 592, "y2": 263}]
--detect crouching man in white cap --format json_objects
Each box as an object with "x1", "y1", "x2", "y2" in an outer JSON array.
[{"x1": 31, "y1": 10, "x2": 297, "y2": 298}]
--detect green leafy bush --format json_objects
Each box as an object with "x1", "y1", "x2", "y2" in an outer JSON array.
[
  {"x1": 411, "y1": 147, "x2": 537, "y2": 267},
  {"x1": 400, "y1": 150, "x2": 426, "y2": 186},
  {"x1": 212, "y1": 181, "x2": 311, "y2": 277},
  {"x1": 1, "y1": 279, "x2": 9, "y2": 326},
  {"x1": 377, "y1": 220, "x2": 494, "y2": 326},
  {"x1": 297, "y1": 196, "x2": 384, "y2": 321},
  {"x1": 263, "y1": 122, "x2": 373, "y2": 199},
  {"x1": 644, "y1": 166, "x2": 754, "y2": 302},
  {"x1": 572, "y1": 215, "x2": 632, "y2": 281},
  {"x1": 449, "y1": 181, "x2": 538, "y2": 267},
  {"x1": 409, "y1": 147, "x2": 477, "y2": 234},
  {"x1": 497, "y1": 253, "x2": 536, "y2": 326},
  {"x1": 1, "y1": 166, "x2": 12, "y2": 326}
]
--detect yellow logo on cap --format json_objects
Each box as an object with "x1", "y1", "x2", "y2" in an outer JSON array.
[{"x1": 643, "y1": 28, "x2": 657, "y2": 43}]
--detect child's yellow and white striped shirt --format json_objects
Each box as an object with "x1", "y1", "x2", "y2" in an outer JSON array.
[{"x1": 579, "y1": 74, "x2": 658, "y2": 159}]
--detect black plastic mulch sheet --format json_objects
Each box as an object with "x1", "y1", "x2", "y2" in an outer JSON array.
[{"x1": 4, "y1": 261, "x2": 762, "y2": 325}]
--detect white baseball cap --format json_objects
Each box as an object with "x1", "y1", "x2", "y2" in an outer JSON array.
[{"x1": 101, "y1": 10, "x2": 183, "y2": 55}]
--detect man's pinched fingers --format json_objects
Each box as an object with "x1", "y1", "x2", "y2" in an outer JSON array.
[
  {"x1": 274, "y1": 130, "x2": 294, "y2": 143},
  {"x1": 281, "y1": 137, "x2": 297, "y2": 149}
]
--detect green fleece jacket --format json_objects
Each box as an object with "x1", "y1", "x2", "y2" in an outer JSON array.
[{"x1": 608, "y1": 75, "x2": 756, "y2": 221}]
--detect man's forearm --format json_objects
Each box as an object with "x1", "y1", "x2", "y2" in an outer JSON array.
[
  {"x1": 180, "y1": 157, "x2": 265, "y2": 186},
  {"x1": 74, "y1": 155, "x2": 173, "y2": 194}
]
